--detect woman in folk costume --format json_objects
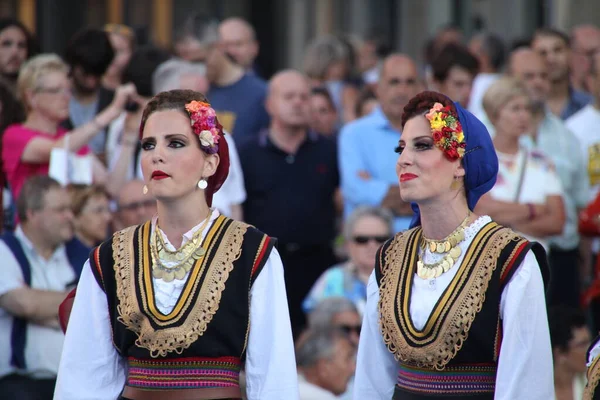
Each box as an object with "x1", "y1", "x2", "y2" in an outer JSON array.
[
  {"x1": 353, "y1": 91, "x2": 554, "y2": 400},
  {"x1": 54, "y1": 90, "x2": 299, "y2": 400}
]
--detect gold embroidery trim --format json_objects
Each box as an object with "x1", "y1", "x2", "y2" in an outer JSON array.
[
  {"x1": 113, "y1": 218, "x2": 248, "y2": 357},
  {"x1": 379, "y1": 223, "x2": 521, "y2": 369},
  {"x1": 584, "y1": 355, "x2": 600, "y2": 400},
  {"x1": 142, "y1": 216, "x2": 226, "y2": 322}
]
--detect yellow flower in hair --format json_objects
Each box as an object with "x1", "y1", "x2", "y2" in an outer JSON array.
[
  {"x1": 457, "y1": 130, "x2": 464, "y2": 143},
  {"x1": 430, "y1": 115, "x2": 446, "y2": 131}
]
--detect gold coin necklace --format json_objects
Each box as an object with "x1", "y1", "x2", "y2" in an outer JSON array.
[
  {"x1": 417, "y1": 213, "x2": 471, "y2": 280},
  {"x1": 150, "y1": 214, "x2": 211, "y2": 282}
]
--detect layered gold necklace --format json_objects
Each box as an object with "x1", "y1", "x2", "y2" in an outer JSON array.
[
  {"x1": 417, "y1": 213, "x2": 471, "y2": 280},
  {"x1": 150, "y1": 215, "x2": 211, "y2": 282}
]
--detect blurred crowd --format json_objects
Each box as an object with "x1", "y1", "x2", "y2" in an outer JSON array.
[{"x1": 0, "y1": 12, "x2": 598, "y2": 400}]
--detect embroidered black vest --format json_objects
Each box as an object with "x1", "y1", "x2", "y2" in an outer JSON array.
[
  {"x1": 375, "y1": 222, "x2": 549, "y2": 399},
  {"x1": 90, "y1": 215, "x2": 275, "y2": 391}
]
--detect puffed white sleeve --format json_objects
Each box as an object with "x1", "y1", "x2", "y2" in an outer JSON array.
[
  {"x1": 353, "y1": 272, "x2": 397, "y2": 400},
  {"x1": 54, "y1": 261, "x2": 127, "y2": 400}
]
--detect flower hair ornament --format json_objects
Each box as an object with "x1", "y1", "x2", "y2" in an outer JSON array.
[
  {"x1": 425, "y1": 102, "x2": 466, "y2": 161},
  {"x1": 184, "y1": 100, "x2": 223, "y2": 154}
]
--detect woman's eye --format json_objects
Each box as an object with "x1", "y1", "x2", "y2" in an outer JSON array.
[
  {"x1": 169, "y1": 140, "x2": 185, "y2": 148},
  {"x1": 415, "y1": 142, "x2": 433, "y2": 151},
  {"x1": 141, "y1": 142, "x2": 155, "y2": 151}
]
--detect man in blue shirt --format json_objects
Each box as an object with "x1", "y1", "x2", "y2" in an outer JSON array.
[
  {"x1": 339, "y1": 54, "x2": 421, "y2": 232},
  {"x1": 531, "y1": 28, "x2": 592, "y2": 120},
  {"x1": 175, "y1": 15, "x2": 270, "y2": 145}
]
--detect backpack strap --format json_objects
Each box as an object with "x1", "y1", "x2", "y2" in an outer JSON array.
[{"x1": 1, "y1": 232, "x2": 31, "y2": 369}]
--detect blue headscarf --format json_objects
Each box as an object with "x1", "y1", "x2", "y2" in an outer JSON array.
[{"x1": 409, "y1": 102, "x2": 498, "y2": 228}]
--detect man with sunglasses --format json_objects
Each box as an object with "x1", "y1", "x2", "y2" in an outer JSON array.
[{"x1": 112, "y1": 179, "x2": 156, "y2": 231}]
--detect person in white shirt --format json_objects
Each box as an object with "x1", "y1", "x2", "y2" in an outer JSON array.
[
  {"x1": 54, "y1": 90, "x2": 298, "y2": 400},
  {"x1": 468, "y1": 32, "x2": 505, "y2": 121},
  {"x1": 477, "y1": 76, "x2": 566, "y2": 250},
  {"x1": 0, "y1": 176, "x2": 83, "y2": 400},
  {"x1": 296, "y1": 328, "x2": 356, "y2": 400},
  {"x1": 354, "y1": 91, "x2": 554, "y2": 399}
]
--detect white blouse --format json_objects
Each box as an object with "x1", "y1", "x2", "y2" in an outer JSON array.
[
  {"x1": 353, "y1": 216, "x2": 555, "y2": 400},
  {"x1": 53, "y1": 209, "x2": 299, "y2": 400}
]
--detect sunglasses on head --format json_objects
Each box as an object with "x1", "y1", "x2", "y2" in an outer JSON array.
[
  {"x1": 353, "y1": 235, "x2": 388, "y2": 245},
  {"x1": 338, "y1": 324, "x2": 362, "y2": 335}
]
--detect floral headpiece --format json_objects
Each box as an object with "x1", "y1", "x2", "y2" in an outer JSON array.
[
  {"x1": 425, "y1": 102, "x2": 466, "y2": 161},
  {"x1": 185, "y1": 100, "x2": 222, "y2": 155}
]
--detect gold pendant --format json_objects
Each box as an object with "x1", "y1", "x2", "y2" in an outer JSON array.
[
  {"x1": 174, "y1": 268, "x2": 187, "y2": 280},
  {"x1": 162, "y1": 270, "x2": 175, "y2": 282},
  {"x1": 449, "y1": 246, "x2": 461, "y2": 259}
]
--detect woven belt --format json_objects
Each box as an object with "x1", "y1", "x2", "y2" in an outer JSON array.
[{"x1": 122, "y1": 385, "x2": 242, "y2": 400}]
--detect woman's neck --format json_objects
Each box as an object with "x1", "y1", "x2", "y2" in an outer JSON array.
[
  {"x1": 156, "y1": 193, "x2": 211, "y2": 248},
  {"x1": 493, "y1": 134, "x2": 520, "y2": 155},
  {"x1": 418, "y1": 197, "x2": 472, "y2": 240},
  {"x1": 23, "y1": 112, "x2": 59, "y2": 135}
]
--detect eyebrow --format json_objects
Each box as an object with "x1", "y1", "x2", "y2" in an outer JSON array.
[
  {"x1": 399, "y1": 135, "x2": 432, "y2": 144},
  {"x1": 142, "y1": 133, "x2": 188, "y2": 141}
]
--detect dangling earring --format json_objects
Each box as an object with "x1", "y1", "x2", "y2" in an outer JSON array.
[
  {"x1": 450, "y1": 177, "x2": 461, "y2": 190},
  {"x1": 142, "y1": 185, "x2": 148, "y2": 195},
  {"x1": 198, "y1": 179, "x2": 208, "y2": 190}
]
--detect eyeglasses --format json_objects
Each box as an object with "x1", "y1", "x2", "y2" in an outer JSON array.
[
  {"x1": 353, "y1": 235, "x2": 388, "y2": 245},
  {"x1": 119, "y1": 199, "x2": 156, "y2": 212},
  {"x1": 338, "y1": 324, "x2": 361, "y2": 336}
]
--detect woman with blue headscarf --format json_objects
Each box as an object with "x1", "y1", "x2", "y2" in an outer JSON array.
[{"x1": 353, "y1": 91, "x2": 554, "y2": 399}]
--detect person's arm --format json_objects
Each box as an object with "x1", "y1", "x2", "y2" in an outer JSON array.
[
  {"x1": 474, "y1": 194, "x2": 533, "y2": 226},
  {"x1": 495, "y1": 251, "x2": 555, "y2": 400},
  {"x1": 20, "y1": 84, "x2": 138, "y2": 164},
  {"x1": 353, "y1": 273, "x2": 397, "y2": 400},
  {"x1": 0, "y1": 287, "x2": 68, "y2": 320},
  {"x1": 54, "y1": 261, "x2": 127, "y2": 400},
  {"x1": 244, "y1": 247, "x2": 299, "y2": 400},
  {"x1": 104, "y1": 111, "x2": 143, "y2": 197},
  {"x1": 512, "y1": 195, "x2": 565, "y2": 237}
]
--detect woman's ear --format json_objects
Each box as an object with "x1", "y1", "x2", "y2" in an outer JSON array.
[
  {"x1": 24, "y1": 89, "x2": 36, "y2": 109},
  {"x1": 203, "y1": 153, "x2": 220, "y2": 178},
  {"x1": 455, "y1": 162, "x2": 466, "y2": 178}
]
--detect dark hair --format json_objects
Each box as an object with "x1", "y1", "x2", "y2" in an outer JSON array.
[
  {"x1": 122, "y1": 46, "x2": 171, "y2": 98},
  {"x1": 533, "y1": 27, "x2": 570, "y2": 47},
  {"x1": 431, "y1": 43, "x2": 479, "y2": 83},
  {"x1": 175, "y1": 13, "x2": 219, "y2": 45},
  {"x1": 480, "y1": 33, "x2": 506, "y2": 70},
  {"x1": 17, "y1": 175, "x2": 61, "y2": 222},
  {"x1": 509, "y1": 37, "x2": 532, "y2": 52},
  {"x1": 0, "y1": 18, "x2": 38, "y2": 58},
  {"x1": 401, "y1": 91, "x2": 456, "y2": 128},
  {"x1": 548, "y1": 306, "x2": 587, "y2": 353},
  {"x1": 64, "y1": 29, "x2": 115, "y2": 76},
  {"x1": 355, "y1": 87, "x2": 377, "y2": 117},
  {"x1": 311, "y1": 86, "x2": 335, "y2": 110}
]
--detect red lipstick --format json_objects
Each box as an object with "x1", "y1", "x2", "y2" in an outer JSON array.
[
  {"x1": 400, "y1": 173, "x2": 418, "y2": 182},
  {"x1": 151, "y1": 170, "x2": 170, "y2": 180}
]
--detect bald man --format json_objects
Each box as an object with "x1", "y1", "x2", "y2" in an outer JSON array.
[
  {"x1": 219, "y1": 17, "x2": 259, "y2": 74},
  {"x1": 239, "y1": 69, "x2": 339, "y2": 337},
  {"x1": 571, "y1": 24, "x2": 600, "y2": 92},
  {"x1": 339, "y1": 54, "x2": 420, "y2": 234},
  {"x1": 508, "y1": 47, "x2": 590, "y2": 310}
]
